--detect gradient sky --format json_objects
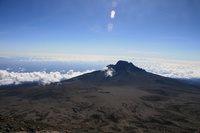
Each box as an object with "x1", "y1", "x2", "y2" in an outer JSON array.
[{"x1": 0, "y1": 0, "x2": 200, "y2": 61}]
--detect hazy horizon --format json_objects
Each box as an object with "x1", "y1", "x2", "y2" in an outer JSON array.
[{"x1": 0, "y1": 54, "x2": 200, "y2": 86}]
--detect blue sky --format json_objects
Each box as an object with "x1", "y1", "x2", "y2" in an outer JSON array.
[{"x1": 0, "y1": 0, "x2": 200, "y2": 61}]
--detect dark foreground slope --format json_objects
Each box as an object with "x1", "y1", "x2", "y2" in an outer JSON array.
[{"x1": 1, "y1": 61, "x2": 200, "y2": 133}]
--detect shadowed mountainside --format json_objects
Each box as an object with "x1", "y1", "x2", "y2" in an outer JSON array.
[
  {"x1": 1, "y1": 60, "x2": 200, "y2": 133},
  {"x1": 70, "y1": 61, "x2": 197, "y2": 90}
]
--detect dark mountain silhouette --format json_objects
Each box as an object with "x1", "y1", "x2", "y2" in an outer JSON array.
[
  {"x1": 107, "y1": 60, "x2": 145, "y2": 72},
  {"x1": 69, "y1": 61, "x2": 194, "y2": 89},
  {"x1": 1, "y1": 60, "x2": 200, "y2": 133}
]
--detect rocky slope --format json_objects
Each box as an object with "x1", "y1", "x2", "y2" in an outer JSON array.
[{"x1": 1, "y1": 61, "x2": 200, "y2": 133}]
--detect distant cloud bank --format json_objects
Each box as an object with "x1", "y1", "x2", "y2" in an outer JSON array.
[
  {"x1": 0, "y1": 53, "x2": 200, "y2": 86},
  {"x1": 0, "y1": 70, "x2": 94, "y2": 86},
  {"x1": 135, "y1": 60, "x2": 200, "y2": 80}
]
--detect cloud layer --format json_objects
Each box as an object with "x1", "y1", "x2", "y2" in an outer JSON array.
[
  {"x1": 133, "y1": 59, "x2": 200, "y2": 80},
  {"x1": 0, "y1": 54, "x2": 200, "y2": 85},
  {"x1": 0, "y1": 70, "x2": 94, "y2": 86}
]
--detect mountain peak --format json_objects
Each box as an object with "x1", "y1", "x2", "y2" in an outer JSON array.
[{"x1": 107, "y1": 60, "x2": 145, "y2": 72}]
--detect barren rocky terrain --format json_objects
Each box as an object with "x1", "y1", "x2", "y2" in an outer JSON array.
[{"x1": 1, "y1": 61, "x2": 200, "y2": 133}]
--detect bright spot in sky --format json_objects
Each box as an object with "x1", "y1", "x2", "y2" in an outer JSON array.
[
  {"x1": 107, "y1": 23, "x2": 113, "y2": 32},
  {"x1": 112, "y1": 1, "x2": 117, "y2": 7},
  {"x1": 110, "y1": 10, "x2": 116, "y2": 18}
]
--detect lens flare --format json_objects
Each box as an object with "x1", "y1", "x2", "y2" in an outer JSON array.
[
  {"x1": 112, "y1": 1, "x2": 117, "y2": 7},
  {"x1": 110, "y1": 10, "x2": 116, "y2": 18},
  {"x1": 107, "y1": 23, "x2": 113, "y2": 32}
]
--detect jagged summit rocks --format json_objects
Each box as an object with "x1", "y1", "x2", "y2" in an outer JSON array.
[
  {"x1": 103, "y1": 60, "x2": 146, "y2": 78},
  {"x1": 107, "y1": 60, "x2": 145, "y2": 73}
]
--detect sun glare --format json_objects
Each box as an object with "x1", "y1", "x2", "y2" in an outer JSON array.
[{"x1": 110, "y1": 10, "x2": 116, "y2": 19}]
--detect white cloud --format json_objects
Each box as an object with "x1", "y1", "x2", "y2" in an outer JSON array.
[
  {"x1": 132, "y1": 59, "x2": 200, "y2": 80},
  {"x1": 6, "y1": 68, "x2": 11, "y2": 71},
  {"x1": 0, "y1": 69, "x2": 94, "y2": 86},
  {"x1": 19, "y1": 67, "x2": 25, "y2": 72},
  {"x1": 102, "y1": 67, "x2": 115, "y2": 77},
  {"x1": 0, "y1": 53, "x2": 200, "y2": 81}
]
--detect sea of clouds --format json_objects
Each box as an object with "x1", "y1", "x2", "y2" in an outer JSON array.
[
  {"x1": 133, "y1": 59, "x2": 200, "y2": 80},
  {"x1": 0, "y1": 53, "x2": 200, "y2": 86},
  {"x1": 0, "y1": 69, "x2": 94, "y2": 86}
]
